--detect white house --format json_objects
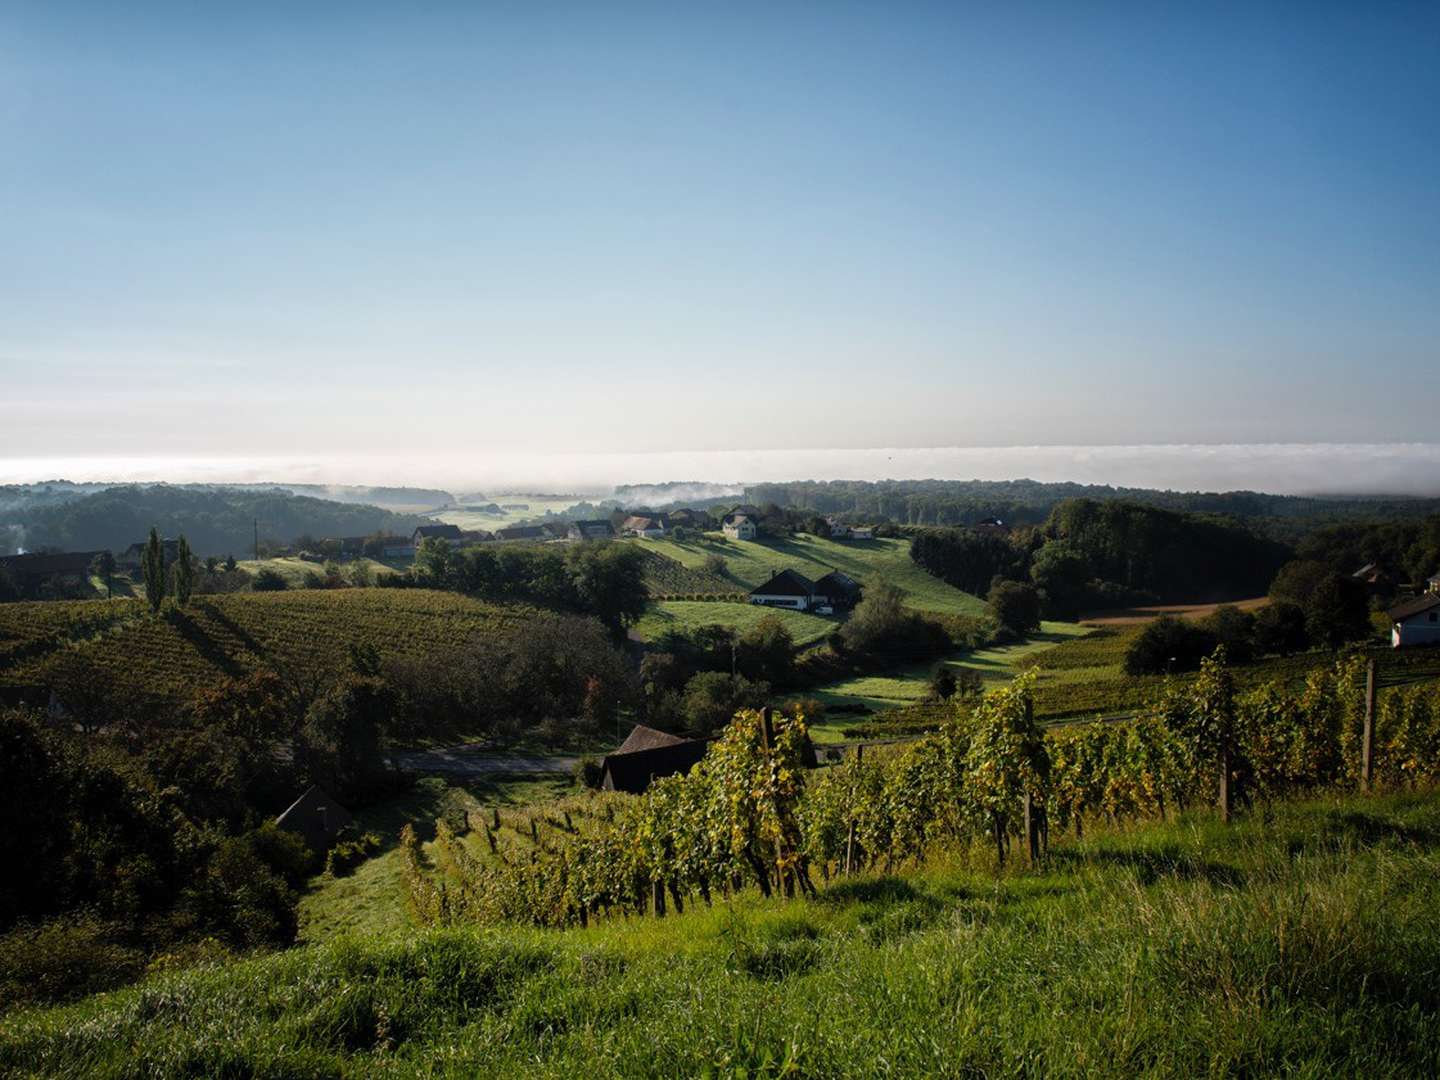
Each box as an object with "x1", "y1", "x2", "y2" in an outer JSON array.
[
  {"x1": 723, "y1": 515, "x2": 757, "y2": 541},
  {"x1": 749, "y1": 569, "x2": 818, "y2": 611},
  {"x1": 1389, "y1": 594, "x2": 1440, "y2": 648},
  {"x1": 847, "y1": 526, "x2": 874, "y2": 540}
]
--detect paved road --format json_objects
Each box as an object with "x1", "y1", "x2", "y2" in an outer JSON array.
[{"x1": 394, "y1": 743, "x2": 581, "y2": 776}]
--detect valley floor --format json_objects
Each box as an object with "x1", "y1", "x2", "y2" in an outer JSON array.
[{"x1": 6, "y1": 789, "x2": 1440, "y2": 1077}]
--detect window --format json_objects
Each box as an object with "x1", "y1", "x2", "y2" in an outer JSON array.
[{"x1": 1431, "y1": 613, "x2": 1438, "y2": 623}]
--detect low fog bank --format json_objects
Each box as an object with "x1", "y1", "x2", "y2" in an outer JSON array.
[{"x1": 2, "y1": 443, "x2": 1438, "y2": 499}]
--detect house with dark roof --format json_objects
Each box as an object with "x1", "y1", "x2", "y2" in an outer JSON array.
[
  {"x1": 814, "y1": 570, "x2": 862, "y2": 612},
  {"x1": 668, "y1": 508, "x2": 709, "y2": 528},
  {"x1": 1388, "y1": 593, "x2": 1440, "y2": 648},
  {"x1": 0, "y1": 551, "x2": 106, "y2": 597},
  {"x1": 412, "y1": 524, "x2": 463, "y2": 547},
  {"x1": 495, "y1": 525, "x2": 547, "y2": 542},
  {"x1": 568, "y1": 519, "x2": 616, "y2": 541},
  {"x1": 600, "y1": 724, "x2": 709, "y2": 794},
  {"x1": 622, "y1": 514, "x2": 667, "y2": 538},
  {"x1": 749, "y1": 568, "x2": 819, "y2": 611},
  {"x1": 120, "y1": 537, "x2": 179, "y2": 569},
  {"x1": 275, "y1": 786, "x2": 354, "y2": 852}
]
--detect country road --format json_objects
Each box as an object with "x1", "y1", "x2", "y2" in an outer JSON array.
[{"x1": 394, "y1": 744, "x2": 581, "y2": 776}]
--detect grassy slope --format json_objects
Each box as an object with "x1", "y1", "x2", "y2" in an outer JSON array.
[
  {"x1": 7, "y1": 790, "x2": 1440, "y2": 1077},
  {"x1": 630, "y1": 534, "x2": 989, "y2": 618},
  {"x1": 299, "y1": 775, "x2": 575, "y2": 944},
  {"x1": 632, "y1": 600, "x2": 839, "y2": 648}
]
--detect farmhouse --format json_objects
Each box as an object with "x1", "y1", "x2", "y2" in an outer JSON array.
[
  {"x1": 120, "y1": 537, "x2": 179, "y2": 568},
  {"x1": 1388, "y1": 594, "x2": 1440, "y2": 648},
  {"x1": 825, "y1": 517, "x2": 851, "y2": 538},
  {"x1": 1352, "y1": 562, "x2": 1391, "y2": 592},
  {"x1": 722, "y1": 504, "x2": 762, "y2": 526},
  {"x1": 622, "y1": 515, "x2": 667, "y2": 538},
  {"x1": 600, "y1": 724, "x2": 709, "y2": 794},
  {"x1": 568, "y1": 520, "x2": 616, "y2": 541},
  {"x1": 0, "y1": 551, "x2": 105, "y2": 592},
  {"x1": 723, "y1": 514, "x2": 757, "y2": 541},
  {"x1": 974, "y1": 517, "x2": 1009, "y2": 533},
  {"x1": 749, "y1": 568, "x2": 819, "y2": 611},
  {"x1": 275, "y1": 785, "x2": 354, "y2": 852},
  {"x1": 381, "y1": 538, "x2": 415, "y2": 558},
  {"x1": 412, "y1": 524, "x2": 462, "y2": 547},
  {"x1": 814, "y1": 570, "x2": 862, "y2": 612},
  {"x1": 845, "y1": 526, "x2": 874, "y2": 540},
  {"x1": 495, "y1": 525, "x2": 547, "y2": 542},
  {"x1": 668, "y1": 508, "x2": 708, "y2": 528}
]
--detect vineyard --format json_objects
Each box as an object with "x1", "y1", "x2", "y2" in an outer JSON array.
[
  {"x1": 0, "y1": 590, "x2": 526, "y2": 698},
  {"x1": 634, "y1": 548, "x2": 734, "y2": 598},
  {"x1": 404, "y1": 652, "x2": 1440, "y2": 929}
]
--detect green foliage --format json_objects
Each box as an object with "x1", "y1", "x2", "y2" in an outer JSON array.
[
  {"x1": 986, "y1": 579, "x2": 1041, "y2": 639},
  {"x1": 251, "y1": 567, "x2": 289, "y2": 591},
  {"x1": 682, "y1": 672, "x2": 769, "y2": 736},
  {"x1": 142, "y1": 526, "x2": 166, "y2": 613},
  {"x1": 172, "y1": 534, "x2": 194, "y2": 606},
  {"x1": 1124, "y1": 616, "x2": 1219, "y2": 676}
]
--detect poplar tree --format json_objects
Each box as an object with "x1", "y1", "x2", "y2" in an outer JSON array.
[
  {"x1": 173, "y1": 535, "x2": 194, "y2": 607},
  {"x1": 142, "y1": 527, "x2": 166, "y2": 613}
]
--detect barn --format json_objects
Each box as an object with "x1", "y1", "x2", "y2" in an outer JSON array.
[{"x1": 600, "y1": 724, "x2": 709, "y2": 794}]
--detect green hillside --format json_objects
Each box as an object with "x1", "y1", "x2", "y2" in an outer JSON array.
[
  {"x1": 0, "y1": 589, "x2": 525, "y2": 698},
  {"x1": 627, "y1": 534, "x2": 988, "y2": 617},
  {"x1": 633, "y1": 600, "x2": 839, "y2": 648},
  {"x1": 6, "y1": 790, "x2": 1440, "y2": 1077}
]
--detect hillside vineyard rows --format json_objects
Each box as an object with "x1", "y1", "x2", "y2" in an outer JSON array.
[{"x1": 404, "y1": 652, "x2": 1440, "y2": 929}]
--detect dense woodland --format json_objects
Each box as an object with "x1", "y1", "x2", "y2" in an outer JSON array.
[{"x1": 1, "y1": 485, "x2": 425, "y2": 557}]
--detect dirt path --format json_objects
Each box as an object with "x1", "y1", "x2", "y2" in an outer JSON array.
[{"x1": 1079, "y1": 597, "x2": 1270, "y2": 627}]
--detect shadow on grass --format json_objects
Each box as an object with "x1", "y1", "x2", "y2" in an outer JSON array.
[
  {"x1": 1315, "y1": 810, "x2": 1439, "y2": 850},
  {"x1": 165, "y1": 608, "x2": 248, "y2": 677},
  {"x1": 816, "y1": 876, "x2": 925, "y2": 907},
  {"x1": 195, "y1": 599, "x2": 269, "y2": 660},
  {"x1": 1050, "y1": 846, "x2": 1247, "y2": 888}
]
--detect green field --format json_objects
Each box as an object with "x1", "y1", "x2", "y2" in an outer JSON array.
[
  {"x1": 9, "y1": 789, "x2": 1440, "y2": 1077},
  {"x1": 633, "y1": 600, "x2": 839, "y2": 648},
  {"x1": 0, "y1": 589, "x2": 526, "y2": 699},
  {"x1": 434, "y1": 495, "x2": 582, "y2": 531},
  {"x1": 628, "y1": 533, "x2": 989, "y2": 617}
]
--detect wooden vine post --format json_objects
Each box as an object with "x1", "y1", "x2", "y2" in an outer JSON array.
[
  {"x1": 844, "y1": 743, "x2": 863, "y2": 875},
  {"x1": 1023, "y1": 698, "x2": 1042, "y2": 863},
  {"x1": 1362, "y1": 657, "x2": 1377, "y2": 792}
]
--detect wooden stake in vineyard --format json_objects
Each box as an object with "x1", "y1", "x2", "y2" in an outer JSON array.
[
  {"x1": 1362, "y1": 657, "x2": 1377, "y2": 792},
  {"x1": 844, "y1": 743, "x2": 863, "y2": 875}
]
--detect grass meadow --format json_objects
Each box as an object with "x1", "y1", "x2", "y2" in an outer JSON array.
[
  {"x1": 6, "y1": 789, "x2": 1439, "y2": 1077},
  {"x1": 628, "y1": 533, "x2": 990, "y2": 618}
]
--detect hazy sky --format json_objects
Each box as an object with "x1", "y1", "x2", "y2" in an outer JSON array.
[{"x1": 2, "y1": 2, "x2": 1438, "y2": 466}]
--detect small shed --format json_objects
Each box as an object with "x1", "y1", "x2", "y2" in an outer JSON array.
[
  {"x1": 600, "y1": 724, "x2": 709, "y2": 794},
  {"x1": 275, "y1": 786, "x2": 354, "y2": 852}
]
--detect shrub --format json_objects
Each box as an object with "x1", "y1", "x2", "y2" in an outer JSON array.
[
  {"x1": 252, "y1": 568, "x2": 288, "y2": 592},
  {"x1": 1124, "y1": 616, "x2": 1219, "y2": 676},
  {"x1": 1253, "y1": 601, "x2": 1309, "y2": 656},
  {"x1": 574, "y1": 756, "x2": 604, "y2": 790},
  {"x1": 325, "y1": 831, "x2": 383, "y2": 877},
  {"x1": 0, "y1": 917, "x2": 146, "y2": 1010},
  {"x1": 987, "y1": 580, "x2": 1042, "y2": 639}
]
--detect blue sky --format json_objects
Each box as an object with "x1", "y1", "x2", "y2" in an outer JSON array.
[{"x1": 2, "y1": 1, "x2": 1437, "y2": 466}]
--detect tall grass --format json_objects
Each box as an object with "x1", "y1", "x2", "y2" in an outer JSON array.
[{"x1": 4, "y1": 791, "x2": 1439, "y2": 1077}]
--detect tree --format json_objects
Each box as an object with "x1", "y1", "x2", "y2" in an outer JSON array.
[
  {"x1": 1124, "y1": 616, "x2": 1219, "y2": 676},
  {"x1": 928, "y1": 664, "x2": 957, "y2": 700},
  {"x1": 90, "y1": 550, "x2": 116, "y2": 599},
  {"x1": 805, "y1": 516, "x2": 832, "y2": 538},
  {"x1": 566, "y1": 543, "x2": 648, "y2": 637},
  {"x1": 349, "y1": 560, "x2": 373, "y2": 587},
  {"x1": 1304, "y1": 574, "x2": 1371, "y2": 649},
  {"x1": 735, "y1": 615, "x2": 796, "y2": 687},
  {"x1": 702, "y1": 553, "x2": 728, "y2": 577},
  {"x1": 681, "y1": 672, "x2": 768, "y2": 736},
  {"x1": 1252, "y1": 601, "x2": 1308, "y2": 656},
  {"x1": 1269, "y1": 560, "x2": 1332, "y2": 607},
  {"x1": 252, "y1": 568, "x2": 288, "y2": 592},
  {"x1": 414, "y1": 537, "x2": 458, "y2": 588},
  {"x1": 141, "y1": 527, "x2": 166, "y2": 613},
  {"x1": 1200, "y1": 604, "x2": 1256, "y2": 664},
  {"x1": 223, "y1": 554, "x2": 237, "y2": 573},
  {"x1": 297, "y1": 675, "x2": 394, "y2": 802},
  {"x1": 987, "y1": 580, "x2": 1042, "y2": 639},
  {"x1": 172, "y1": 535, "x2": 194, "y2": 607},
  {"x1": 1028, "y1": 541, "x2": 1092, "y2": 618}
]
